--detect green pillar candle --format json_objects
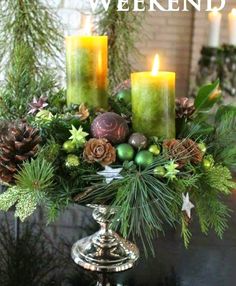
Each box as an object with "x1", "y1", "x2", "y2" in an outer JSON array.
[
  {"x1": 66, "y1": 35, "x2": 108, "y2": 109},
  {"x1": 131, "y1": 57, "x2": 176, "y2": 139}
]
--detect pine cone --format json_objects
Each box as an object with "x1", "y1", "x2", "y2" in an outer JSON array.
[
  {"x1": 83, "y1": 138, "x2": 116, "y2": 166},
  {"x1": 112, "y1": 79, "x2": 131, "y2": 96},
  {"x1": 163, "y1": 139, "x2": 203, "y2": 168},
  {"x1": 163, "y1": 139, "x2": 189, "y2": 168},
  {"x1": 176, "y1": 97, "x2": 195, "y2": 119},
  {"x1": 182, "y1": 139, "x2": 203, "y2": 164},
  {"x1": 0, "y1": 122, "x2": 41, "y2": 184}
]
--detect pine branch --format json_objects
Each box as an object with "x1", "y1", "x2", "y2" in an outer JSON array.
[
  {"x1": 14, "y1": 158, "x2": 55, "y2": 192},
  {"x1": 181, "y1": 216, "x2": 192, "y2": 248},
  {"x1": 0, "y1": 0, "x2": 63, "y2": 119}
]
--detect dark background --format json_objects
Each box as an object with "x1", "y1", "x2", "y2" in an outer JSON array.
[{"x1": 1, "y1": 192, "x2": 236, "y2": 286}]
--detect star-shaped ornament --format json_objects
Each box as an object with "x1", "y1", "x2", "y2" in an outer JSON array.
[
  {"x1": 164, "y1": 160, "x2": 179, "y2": 181},
  {"x1": 97, "y1": 166, "x2": 123, "y2": 184},
  {"x1": 69, "y1": 125, "x2": 89, "y2": 146},
  {"x1": 182, "y1": 193, "x2": 194, "y2": 219}
]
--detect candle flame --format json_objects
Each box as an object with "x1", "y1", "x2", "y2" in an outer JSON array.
[
  {"x1": 83, "y1": 15, "x2": 92, "y2": 35},
  {"x1": 231, "y1": 8, "x2": 236, "y2": 16},
  {"x1": 212, "y1": 6, "x2": 219, "y2": 13},
  {"x1": 152, "y1": 54, "x2": 160, "y2": 76}
]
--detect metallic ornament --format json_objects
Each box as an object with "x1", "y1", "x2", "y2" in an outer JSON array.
[
  {"x1": 71, "y1": 205, "x2": 139, "y2": 272},
  {"x1": 135, "y1": 150, "x2": 154, "y2": 168},
  {"x1": 182, "y1": 193, "x2": 194, "y2": 219},
  {"x1": 116, "y1": 143, "x2": 134, "y2": 161},
  {"x1": 128, "y1": 133, "x2": 148, "y2": 149},
  {"x1": 91, "y1": 112, "x2": 129, "y2": 144},
  {"x1": 117, "y1": 89, "x2": 131, "y2": 104},
  {"x1": 97, "y1": 166, "x2": 123, "y2": 184}
]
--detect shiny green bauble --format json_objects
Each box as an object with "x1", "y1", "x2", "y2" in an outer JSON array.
[
  {"x1": 117, "y1": 144, "x2": 134, "y2": 161},
  {"x1": 202, "y1": 155, "x2": 214, "y2": 170},
  {"x1": 135, "y1": 151, "x2": 154, "y2": 168},
  {"x1": 117, "y1": 89, "x2": 131, "y2": 104},
  {"x1": 154, "y1": 166, "x2": 166, "y2": 177},
  {"x1": 198, "y1": 142, "x2": 207, "y2": 154},
  {"x1": 63, "y1": 140, "x2": 76, "y2": 153},
  {"x1": 149, "y1": 144, "x2": 161, "y2": 156},
  {"x1": 202, "y1": 158, "x2": 214, "y2": 170}
]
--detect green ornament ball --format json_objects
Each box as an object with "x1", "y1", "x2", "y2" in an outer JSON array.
[
  {"x1": 154, "y1": 166, "x2": 166, "y2": 177},
  {"x1": 65, "y1": 154, "x2": 80, "y2": 168},
  {"x1": 149, "y1": 144, "x2": 161, "y2": 156},
  {"x1": 135, "y1": 151, "x2": 154, "y2": 168},
  {"x1": 202, "y1": 156, "x2": 214, "y2": 170},
  {"x1": 202, "y1": 159, "x2": 212, "y2": 170},
  {"x1": 198, "y1": 142, "x2": 207, "y2": 154},
  {"x1": 117, "y1": 89, "x2": 131, "y2": 104},
  {"x1": 63, "y1": 140, "x2": 76, "y2": 153},
  {"x1": 117, "y1": 144, "x2": 134, "y2": 161}
]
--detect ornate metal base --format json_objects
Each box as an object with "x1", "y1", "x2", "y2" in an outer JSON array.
[{"x1": 71, "y1": 205, "x2": 139, "y2": 272}]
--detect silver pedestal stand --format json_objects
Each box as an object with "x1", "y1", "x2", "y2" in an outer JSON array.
[{"x1": 71, "y1": 205, "x2": 139, "y2": 272}]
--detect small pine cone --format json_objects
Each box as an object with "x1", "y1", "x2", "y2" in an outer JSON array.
[
  {"x1": 0, "y1": 122, "x2": 41, "y2": 184},
  {"x1": 176, "y1": 97, "x2": 195, "y2": 119},
  {"x1": 83, "y1": 138, "x2": 116, "y2": 166},
  {"x1": 112, "y1": 79, "x2": 131, "y2": 96},
  {"x1": 163, "y1": 139, "x2": 189, "y2": 168},
  {"x1": 182, "y1": 139, "x2": 203, "y2": 164}
]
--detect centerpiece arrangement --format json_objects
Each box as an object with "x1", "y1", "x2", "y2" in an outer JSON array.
[{"x1": 0, "y1": 2, "x2": 236, "y2": 273}]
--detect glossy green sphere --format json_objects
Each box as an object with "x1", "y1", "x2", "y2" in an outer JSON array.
[
  {"x1": 117, "y1": 144, "x2": 134, "y2": 161},
  {"x1": 135, "y1": 151, "x2": 154, "y2": 168},
  {"x1": 63, "y1": 140, "x2": 76, "y2": 153},
  {"x1": 117, "y1": 89, "x2": 131, "y2": 104}
]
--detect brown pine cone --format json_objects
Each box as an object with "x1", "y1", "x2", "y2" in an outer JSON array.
[
  {"x1": 0, "y1": 122, "x2": 41, "y2": 184},
  {"x1": 83, "y1": 138, "x2": 116, "y2": 166},
  {"x1": 182, "y1": 139, "x2": 203, "y2": 164},
  {"x1": 163, "y1": 139, "x2": 189, "y2": 168},
  {"x1": 176, "y1": 97, "x2": 195, "y2": 119},
  {"x1": 163, "y1": 138, "x2": 203, "y2": 168}
]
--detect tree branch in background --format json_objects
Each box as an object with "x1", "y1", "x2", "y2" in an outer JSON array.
[
  {"x1": 0, "y1": 0, "x2": 63, "y2": 120},
  {"x1": 97, "y1": 1, "x2": 146, "y2": 91}
]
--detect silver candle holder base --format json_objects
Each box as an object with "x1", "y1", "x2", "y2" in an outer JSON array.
[{"x1": 71, "y1": 205, "x2": 139, "y2": 272}]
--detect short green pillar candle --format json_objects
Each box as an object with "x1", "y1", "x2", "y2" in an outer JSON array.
[{"x1": 131, "y1": 58, "x2": 176, "y2": 139}]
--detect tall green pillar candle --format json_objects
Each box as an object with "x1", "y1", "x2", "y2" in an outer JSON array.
[
  {"x1": 66, "y1": 35, "x2": 108, "y2": 109},
  {"x1": 131, "y1": 57, "x2": 176, "y2": 139}
]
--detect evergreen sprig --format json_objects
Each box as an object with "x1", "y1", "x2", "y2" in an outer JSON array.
[
  {"x1": 15, "y1": 158, "x2": 55, "y2": 192},
  {"x1": 97, "y1": 1, "x2": 146, "y2": 90},
  {"x1": 0, "y1": 158, "x2": 55, "y2": 221},
  {"x1": 0, "y1": 0, "x2": 63, "y2": 119},
  {"x1": 209, "y1": 109, "x2": 236, "y2": 167}
]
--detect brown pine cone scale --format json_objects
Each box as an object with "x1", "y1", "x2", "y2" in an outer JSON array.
[{"x1": 0, "y1": 122, "x2": 41, "y2": 184}]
